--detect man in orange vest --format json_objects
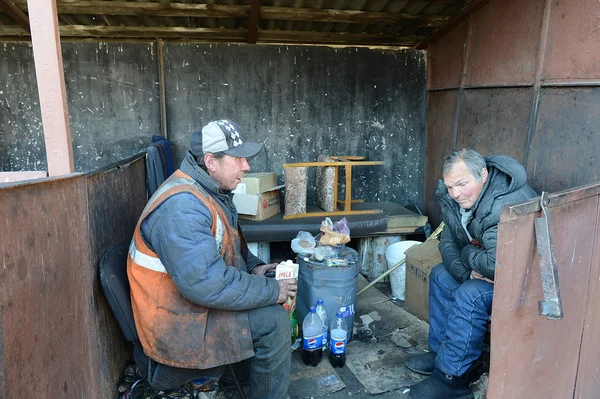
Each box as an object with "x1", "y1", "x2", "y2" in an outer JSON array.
[{"x1": 128, "y1": 120, "x2": 297, "y2": 398}]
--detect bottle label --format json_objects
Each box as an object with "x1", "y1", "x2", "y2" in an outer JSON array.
[
  {"x1": 303, "y1": 334, "x2": 323, "y2": 350},
  {"x1": 330, "y1": 336, "x2": 346, "y2": 355},
  {"x1": 322, "y1": 331, "x2": 328, "y2": 348},
  {"x1": 338, "y1": 305, "x2": 355, "y2": 318}
]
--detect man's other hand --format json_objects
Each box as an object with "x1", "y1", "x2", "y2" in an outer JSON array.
[
  {"x1": 251, "y1": 262, "x2": 277, "y2": 276},
  {"x1": 277, "y1": 279, "x2": 297, "y2": 304},
  {"x1": 470, "y1": 270, "x2": 494, "y2": 284}
]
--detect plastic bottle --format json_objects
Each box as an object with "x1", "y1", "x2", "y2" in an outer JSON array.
[
  {"x1": 328, "y1": 311, "x2": 347, "y2": 368},
  {"x1": 315, "y1": 298, "x2": 328, "y2": 351},
  {"x1": 290, "y1": 310, "x2": 299, "y2": 344},
  {"x1": 302, "y1": 306, "x2": 323, "y2": 366}
]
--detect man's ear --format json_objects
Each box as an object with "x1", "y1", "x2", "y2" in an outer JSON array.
[
  {"x1": 204, "y1": 153, "x2": 216, "y2": 172},
  {"x1": 481, "y1": 167, "x2": 489, "y2": 183}
]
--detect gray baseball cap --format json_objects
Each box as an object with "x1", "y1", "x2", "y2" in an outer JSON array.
[{"x1": 190, "y1": 120, "x2": 263, "y2": 159}]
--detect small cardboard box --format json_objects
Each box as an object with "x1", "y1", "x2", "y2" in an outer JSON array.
[
  {"x1": 404, "y1": 239, "x2": 442, "y2": 323},
  {"x1": 237, "y1": 172, "x2": 278, "y2": 195},
  {"x1": 233, "y1": 173, "x2": 282, "y2": 221}
]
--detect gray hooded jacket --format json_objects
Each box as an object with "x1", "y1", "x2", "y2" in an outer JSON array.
[{"x1": 436, "y1": 155, "x2": 537, "y2": 283}]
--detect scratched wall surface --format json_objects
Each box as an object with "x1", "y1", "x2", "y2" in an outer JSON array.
[
  {"x1": 0, "y1": 42, "x2": 160, "y2": 172},
  {"x1": 165, "y1": 43, "x2": 427, "y2": 205},
  {"x1": 0, "y1": 42, "x2": 426, "y2": 205}
]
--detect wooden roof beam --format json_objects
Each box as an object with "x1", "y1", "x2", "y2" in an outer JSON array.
[
  {"x1": 0, "y1": 24, "x2": 423, "y2": 46},
  {"x1": 0, "y1": 0, "x2": 30, "y2": 33},
  {"x1": 248, "y1": 0, "x2": 260, "y2": 44},
  {"x1": 10, "y1": 1, "x2": 450, "y2": 25}
]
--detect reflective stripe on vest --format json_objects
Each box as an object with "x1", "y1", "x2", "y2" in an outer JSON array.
[{"x1": 129, "y1": 240, "x2": 167, "y2": 273}]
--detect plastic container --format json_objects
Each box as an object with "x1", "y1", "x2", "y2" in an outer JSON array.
[
  {"x1": 297, "y1": 246, "x2": 358, "y2": 342},
  {"x1": 329, "y1": 311, "x2": 347, "y2": 368},
  {"x1": 385, "y1": 240, "x2": 422, "y2": 301},
  {"x1": 315, "y1": 298, "x2": 328, "y2": 350},
  {"x1": 302, "y1": 306, "x2": 323, "y2": 366}
]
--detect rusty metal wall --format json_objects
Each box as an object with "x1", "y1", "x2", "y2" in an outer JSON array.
[
  {"x1": 0, "y1": 175, "x2": 93, "y2": 397},
  {"x1": 0, "y1": 155, "x2": 146, "y2": 398},
  {"x1": 465, "y1": 0, "x2": 545, "y2": 86},
  {"x1": 456, "y1": 88, "x2": 531, "y2": 163},
  {"x1": 84, "y1": 156, "x2": 146, "y2": 397},
  {"x1": 424, "y1": 0, "x2": 600, "y2": 225},
  {"x1": 424, "y1": 90, "x2": 457, "y2": 227},
  {"x1": 427, "y1": 19, "x2": 468, "y2": 90},
  {"x1": 487, "y1": 183, "x2": 600, "y2": 398},
  {"x1": 542, "y1": 0, "x2": 600, "y2": 82},
  {"x1": 526, "y1": 87, "x2": 600, "y2": 193}
]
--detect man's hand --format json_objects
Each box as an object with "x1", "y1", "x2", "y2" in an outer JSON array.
[
  {"x1": 277, "y1": 279, "x2": 297, "y2": 304},
  {"x1": 251, "y1": 262, "x2": 277, "y2": 276},
  {"x1": 470, "y1": 270, "x2": 494, "y2": 284}
]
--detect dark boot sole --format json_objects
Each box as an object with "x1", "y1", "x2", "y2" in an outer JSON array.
[{"x1": 405, "y1": 363, "x2": 433, "y2": 376}]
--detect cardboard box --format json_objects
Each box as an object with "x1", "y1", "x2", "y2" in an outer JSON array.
[
  {"x1": 233, "y1": 189, "x2": 281, "y2": 221},
  {"x1": 237, "y1": 172, "x2": 278, "y2": 195},
  {"x1": 233, "y1": 173, "x2": 283, "y2": 221},
  {"x1": 404, "y1": 239, "x2": 442, "y2": 323}
]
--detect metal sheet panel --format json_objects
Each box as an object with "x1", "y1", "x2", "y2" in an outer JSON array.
[
  {"x1": 488, "y1": 193, "x2": 599, "y2": 398},
  {"x1": 465, "y1": 0, "x2": 545, "y2": 86},
  {"x1": 575, "y1": 202, "x2": 600, "y2": 398},
  {"x1": 85, "y1": 156, "x2": 146, "y2": 397},
  {"x1": 527, "y1": 87, "x2": 600, "y2": 194},
  {"x1": 543, "y1": 0, "x2": 600, "y2": 81},
  {"x1": 0, "y1": 175, "x2": 92, "y2": 397},
  {"x1": 424, "y1": 90, "x2": 457, "y2": 227},
  {"x1": 456, "y1": 88, "x2": 531, "y2": 163},
  {"x1": 428, "y1": 20, "x2": 468, "y2": 90}
]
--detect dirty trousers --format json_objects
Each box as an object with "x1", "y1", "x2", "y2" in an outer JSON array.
[
  {"x1": 427, "y1": 264, "x2": 493, "y2": 377},
  {"x1": 136, "y1": 303, "x2": 291, "y2": 399}
]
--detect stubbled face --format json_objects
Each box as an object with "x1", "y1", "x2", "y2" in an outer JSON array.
[
  {"x1": 205, "y1": 154, "x2": 251, "y2": 191},
  {"x1": 443, "y1": 160, "x2": 488, "y2": 210}
]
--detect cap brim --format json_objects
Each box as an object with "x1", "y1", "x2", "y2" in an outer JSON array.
[{"x1": 224, "y1": 142, "x2": 264, "y2": 159}]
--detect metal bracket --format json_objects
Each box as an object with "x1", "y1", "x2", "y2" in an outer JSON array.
[{"x1": 533, "y1": 192, "x2": 563, "y2": 320}]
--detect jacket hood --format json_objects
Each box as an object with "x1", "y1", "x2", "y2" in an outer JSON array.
[{"x1": 435, "y1": 154, "x2": 528, "y2": 210}]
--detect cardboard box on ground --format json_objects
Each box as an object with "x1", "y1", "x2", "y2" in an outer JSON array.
[
  {"x1": 404, "y1": 239, "x2": 442, "y2": 323},
  {"x1": 233, "y1": 173, "x2": 283, "y2": 221}
]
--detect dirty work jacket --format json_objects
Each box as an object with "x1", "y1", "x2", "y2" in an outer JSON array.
[
  {"x1": 128, "y1": 166, "x2": 279, "y2": 369},
  {"x1": 436, "y1": 155, "x2": 537, "y2": 283}
]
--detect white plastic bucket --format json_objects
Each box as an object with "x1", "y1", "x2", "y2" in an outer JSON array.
[{"x1": 385, "y1": 240, "x2": 422, "y2": 301}]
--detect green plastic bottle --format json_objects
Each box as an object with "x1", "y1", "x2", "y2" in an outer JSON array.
[{"x1": 290, "y1": 310, "x2": 299, "y2": 344}]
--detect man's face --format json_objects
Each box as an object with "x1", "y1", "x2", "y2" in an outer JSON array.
[
  {"x1": 443, "y1": 160, "x2": 488, "y2": 210},
  {"x1": 205, "y1": 154, "x2": 251, "y2": 191}
]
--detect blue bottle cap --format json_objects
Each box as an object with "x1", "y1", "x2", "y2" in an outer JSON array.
[
  {"x1": 336, "y1": 311, "x2": 343, "y2": 318},
  {"x1": 317, "y1": 298, "x2": 324, "y2": 305},
  {"x1": 309, "y1": 306, "x2": 316, "y2": 313}
]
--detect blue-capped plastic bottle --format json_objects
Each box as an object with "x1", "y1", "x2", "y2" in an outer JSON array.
[
  {"x1": 302, "y1": 306, "x2": 323, "y2": 366},
  {"x1": 315, "y1": 298, "x2": 328, "y2": 351},
  {"x1": 328, "y1": 311, "x2": 347, "y2": 367}
]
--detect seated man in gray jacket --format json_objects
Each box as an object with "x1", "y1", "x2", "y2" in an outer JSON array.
[
  {"x1": 128, "y1": 120, "x2": 296, "y2": 399},
  {"x1": 406, "y1": 149, "x2": 537, "y2": 399}
]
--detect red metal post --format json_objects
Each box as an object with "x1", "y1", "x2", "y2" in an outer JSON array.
[{"x1": 27, "y1": 0, "x2": 74, "y2": 176}]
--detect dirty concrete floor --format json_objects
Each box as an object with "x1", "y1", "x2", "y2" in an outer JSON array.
[{"x1": 214, "y1": 276, "x2": 488, "y2": 399}]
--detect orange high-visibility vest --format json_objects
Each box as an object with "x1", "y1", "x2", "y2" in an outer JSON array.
[{"x1": 127, "y1": 170, "x2": 254, "y2": 369}]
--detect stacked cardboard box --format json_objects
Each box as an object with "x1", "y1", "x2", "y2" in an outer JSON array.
[{"x1": 233, "y1": 173, "x2": 283, "y2": 221}]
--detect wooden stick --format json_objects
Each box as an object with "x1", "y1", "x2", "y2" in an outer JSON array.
[{"x1": 357, "y1": 222, "x2": 445, "y2": 296}]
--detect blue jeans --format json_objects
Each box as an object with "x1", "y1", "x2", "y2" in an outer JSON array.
[{"x1": 428, "y1": 264, "x2": 494, "y2": 377}]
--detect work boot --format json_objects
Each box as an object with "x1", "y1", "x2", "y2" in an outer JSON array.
[
  {"x1": 409, "y1": 367, "x2": 474, "y2": 399},
  {"x1": 405, "y1": 351, "x2": 437, "y2": 375}
]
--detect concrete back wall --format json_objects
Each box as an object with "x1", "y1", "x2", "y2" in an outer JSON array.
[
  {"x1": 424, "y1": 0, "x2": 600, "y2": 226},
  {"x1": 0, "y1": 42, "x2": 427, "y2": 206}
]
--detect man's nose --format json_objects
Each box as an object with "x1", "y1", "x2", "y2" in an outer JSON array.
[
  {"x1": 241, "y1": 158, "x2": 251, "y2": 172},
  {"x1": 450, "y1": 187, "x2": 460, "y2": 199}
]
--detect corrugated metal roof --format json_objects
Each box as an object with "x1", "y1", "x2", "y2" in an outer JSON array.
[{"x1": 0, "y1": 0, "x2": 480, "y2": 47}]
